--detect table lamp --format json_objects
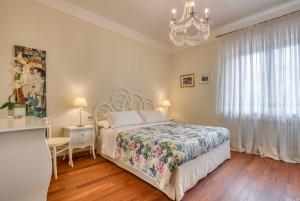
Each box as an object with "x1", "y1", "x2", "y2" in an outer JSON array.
[{"x1": 74, "y1": 97, "x2": 87, "y2": 127}]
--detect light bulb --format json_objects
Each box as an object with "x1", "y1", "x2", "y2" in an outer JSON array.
[
  {"x1": 204, "y1": 8, "x2": 209, "y2": 18},
  {"x1": 190, "y1": 1, "x2": 195, "y2": 13},
  {"x1": 172, "y1": 9, "x2": 176, "y2": 20}
]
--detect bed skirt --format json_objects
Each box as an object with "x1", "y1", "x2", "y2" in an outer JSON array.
[{"x1": 100, "y1": 140, "x2": 230, "y2": 201}]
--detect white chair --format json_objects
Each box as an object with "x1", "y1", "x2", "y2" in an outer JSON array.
[{"x1": 46, "y1": 121, "x2": 73, "y2": 179}]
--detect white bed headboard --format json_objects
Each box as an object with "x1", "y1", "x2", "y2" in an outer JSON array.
[{"x1": 94, "y1": 88, "x2": 154, "y2": 123}]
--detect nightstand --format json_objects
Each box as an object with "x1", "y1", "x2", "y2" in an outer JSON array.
[
  {"x1": 169, "y1": 117, "x2": 175, "y2": 122},
  {"x1": 63, "y1": 125, "x2": 96, "y2": 159}
]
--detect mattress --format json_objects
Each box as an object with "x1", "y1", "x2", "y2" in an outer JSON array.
[{"x1": 97, "y1": 122, "x2": 230, "y2": 200}]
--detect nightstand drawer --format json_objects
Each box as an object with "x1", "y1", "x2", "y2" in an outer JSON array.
[{"x1": 72, "y1": 130, "x2": 92, "y2": 148}]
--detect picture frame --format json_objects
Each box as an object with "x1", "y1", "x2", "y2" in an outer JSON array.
[
  {"x1": 198, "y1": 73, "x2": 212, "y2": 84},
  {"x1": 14, "y1": 45, "x2": 47, "y2": 118},
  {"x1": 180, "y1": 73, "x2": 195, "y2": 88}
]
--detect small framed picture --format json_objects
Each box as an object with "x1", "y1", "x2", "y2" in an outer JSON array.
[
  {"x1": 180, "y1": 73, "x2": 195, "y2": 88},
  {"x1": 198, "y1": 73, "x2": 212, "y2": 84}
]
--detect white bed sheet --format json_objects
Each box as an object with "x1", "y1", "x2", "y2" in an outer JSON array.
[{"x1": 97, "y1": 122, "x2": 231, "y2": 201}]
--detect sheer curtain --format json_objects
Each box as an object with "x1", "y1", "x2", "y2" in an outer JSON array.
[{"x1": 217, "y1": 12, "x2": 300, "y2": 163}]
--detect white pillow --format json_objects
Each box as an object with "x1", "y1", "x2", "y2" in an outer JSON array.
[
  {"x1": 107, "y1": 111, "x2": 144, "y2": 128},
  {"x1": 139, "y1": 110, "x2": 167, "y2": 123},
  {"x1": 98, "y1": 120, "x2": 111, "y2": 128}
]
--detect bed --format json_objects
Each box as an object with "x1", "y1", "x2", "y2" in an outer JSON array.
[{"x1": 94, "y1": 88, "x2": 230, "y2": 201}]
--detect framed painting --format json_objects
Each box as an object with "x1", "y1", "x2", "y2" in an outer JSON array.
[
  {"x1": 14, "y1": 45, "x2": 47, "y2": 118},
  {"x1": 180, "y1": 73, "x2": 195, "y2": 88},
  {"x1": 198, "y1": 73, "x2": 212, "y2": 84}
]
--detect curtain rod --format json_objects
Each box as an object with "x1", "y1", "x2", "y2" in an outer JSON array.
[{"x1": 215, "y1": 9, "x2": 300, "y2": 38}]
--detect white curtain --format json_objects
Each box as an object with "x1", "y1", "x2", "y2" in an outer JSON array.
[{"x1": 217, "y1": 12, "x2": 300, "y2": 163}]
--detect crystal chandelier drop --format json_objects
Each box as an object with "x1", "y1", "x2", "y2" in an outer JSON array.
[{"x1": 170, "y1": 0, "x2": 211, "y2": 46}]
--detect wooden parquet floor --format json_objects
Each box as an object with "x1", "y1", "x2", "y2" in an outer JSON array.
[{"x1": 47, "y1": 151, "x2": 300, "y2": 201}]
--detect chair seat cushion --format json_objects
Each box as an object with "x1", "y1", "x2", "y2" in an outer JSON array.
[{"x1": 47, "y1": 137, "x2": 70, "y2": 147}]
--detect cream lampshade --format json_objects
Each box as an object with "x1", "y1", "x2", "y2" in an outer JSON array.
[
  {"x1": 74, "y1": 97, "x2": 87, "y2": 127},
  {"x1": 74, "y1": 97, "x2": 88, "y2": 107},
  {"x1": 163, "y1": 100, "x2": 171, "y2": 107},
  {"x1": 162, "y1": 100, "x2": 171, "y2": 117}
]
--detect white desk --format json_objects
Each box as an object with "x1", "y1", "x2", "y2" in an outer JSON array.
[{"x1": 0, "y1": 117, "x2": 52, "y2": 201}]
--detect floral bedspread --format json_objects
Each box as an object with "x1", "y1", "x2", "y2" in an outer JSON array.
[{"x1": 115, "y1": 123, "x2": 230, "y2": 189}]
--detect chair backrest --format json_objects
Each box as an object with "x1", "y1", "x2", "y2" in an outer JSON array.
[{"x1": 44, "y1": 117, "x2": 52, "y2": 139}]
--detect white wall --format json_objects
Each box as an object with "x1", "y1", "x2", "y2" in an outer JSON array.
[
  {"x1": 170, "y1": 40, "x2": 220, "y2": 126},
  {"x1": 0, "y1": 0, "x2": 171, "y2": 137},
  {"x1": 0, "y1": 0, "x2": 222, "y2": 137}
]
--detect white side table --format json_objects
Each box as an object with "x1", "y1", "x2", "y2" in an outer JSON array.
[
  {"x1": 169, "y1": 117, "x2": 175, "y2": 122},
  {"x1": 63, "y1": 125, "x2": 96, "y2": 159}
]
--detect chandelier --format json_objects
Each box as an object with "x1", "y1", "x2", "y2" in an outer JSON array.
[{"x1": 170, "y1": 0, "x2": 211, "y2": 46}]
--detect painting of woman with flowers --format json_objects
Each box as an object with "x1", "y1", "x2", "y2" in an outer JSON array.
[{"x1": 13, "y1": 45, "x2": 46, "y2": 118}]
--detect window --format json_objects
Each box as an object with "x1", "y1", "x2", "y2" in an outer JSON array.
[{"x1": 217, "y1": 18, "x2": 300, "y2": 118}]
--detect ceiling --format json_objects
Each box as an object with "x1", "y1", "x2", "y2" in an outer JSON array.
[{"x1": 63, "y1": 0, "x2": 296, "y2": 50}]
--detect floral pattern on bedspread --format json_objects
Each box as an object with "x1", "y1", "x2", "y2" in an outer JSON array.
[{"x1": 115, "y1": 123, "x2": 230, "y2": 189}]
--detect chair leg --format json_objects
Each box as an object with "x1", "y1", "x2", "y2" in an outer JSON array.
[
  {"x1": 92, "y1": 144, "x2": 96, "y2": 159},
  {"x1": 53, "y1": 147, "x2": 57, "y2": 179},
  {"x1": 68, "y1": 143, "x2": 73, "y2": 167},
  {"x1": 63, "y1": 150, "x2": 66, "y2": 161}
]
